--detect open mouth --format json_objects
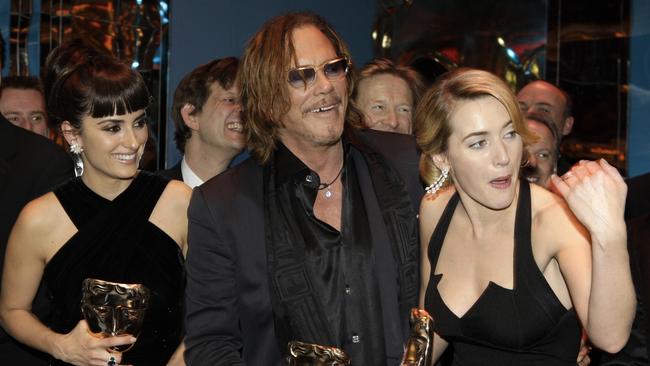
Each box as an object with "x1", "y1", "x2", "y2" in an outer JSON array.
[
  {"x1": 489, "y1": 175, "x2": 512, "y2": 189},
  {"x1": 308, "y1": 104, "x2": 336, "y2": 113}
]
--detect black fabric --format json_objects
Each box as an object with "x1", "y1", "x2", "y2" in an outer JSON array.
[
  {"x1": 425, "y1": 181, "x2": 581, "y2": 365},
  {"x1": 158, "y1": 161, "x2": 183, "y2": 181},
  {"x1": 43, "y1": 172, "x2": 185, "y2": 366},
  {"x1": 0, "y1": 116, "x2": 73, "y2": 365},
  {"x1": 263, "y1": 142, "x2": 385, "y2": 364},
  {"x1": 625, "y1": 173, "x2": 650, "y2": 221}
]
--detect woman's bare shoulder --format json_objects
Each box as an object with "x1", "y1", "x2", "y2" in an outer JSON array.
[
  {"x1": 530, "y1": 184, "x2": 572, "y2": 222},
  {"x1": 9, "y1": 192, "x2": 72, "y2": 260},
  {"x1": 530, "y1": 184, "x2": 589, "y2": 244},
  {"x1": 158, "y1": 180, "x2": 192, "y2": 211},
  {"x1": 420, "y1": 186, "x2": 456, "y2": 236},
  {"x1": 16, "y1": 192, "x2": 66, "y2": 232}
]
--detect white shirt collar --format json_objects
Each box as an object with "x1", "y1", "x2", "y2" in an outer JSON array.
[{"x1": 180, "y1": 156, "x2": 204, "y2": 188}]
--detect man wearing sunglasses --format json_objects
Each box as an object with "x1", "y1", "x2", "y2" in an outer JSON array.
[{"x1": 185, "y1": 12, "x2": 423, "y2": 366}]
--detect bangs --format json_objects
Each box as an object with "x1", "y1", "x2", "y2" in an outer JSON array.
[{"x1": 86, "y1": 60, "x2": 150, "y2": 118}]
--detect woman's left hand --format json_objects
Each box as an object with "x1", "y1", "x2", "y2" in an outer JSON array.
[{"x1": 550, "y1": 159, "x2": 627, "y2": 241}]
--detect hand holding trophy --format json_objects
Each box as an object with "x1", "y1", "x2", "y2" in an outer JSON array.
[
  {"x1": 80, "y1": 278, "x2": 150, "y2": 356},
  {"x1": 400, "y1": 309, "x2": 434, "y2": 366}
]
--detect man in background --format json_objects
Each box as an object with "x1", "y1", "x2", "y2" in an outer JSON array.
[
  {"x1": 520, "y1": 112, "x2": 560, "y2": 189},
  {"x1": 0, "y1": 76, "x2": 49, "y2": 137},
  {"x1": 352, "y1": 58, "x2": 424, "y2": 135},
  {"x1": 517, "y1": 80, "x2": 574, "y2": 174},
  {"x1": 160, "y1": 57, "x2": 245, "y2": 187}
]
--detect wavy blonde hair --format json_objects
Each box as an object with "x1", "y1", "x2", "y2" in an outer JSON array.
[{"x1": 414, "y1": 68, "x2": 536, "y2": 187}]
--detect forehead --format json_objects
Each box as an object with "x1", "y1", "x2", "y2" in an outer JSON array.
[
  {"x1": 526, "y1": 120, "x2": 555, "y2": 148},
  {"x1": 358, "y1": 74, "x2": 412, "y2": 102},
  {"x1": 208, "y1": 80, "x2": 238, "y2": 97},
  {"x1": 290, "y1": 25, "x2": 338, "y2": 66},
  {"x1": 0, "y1": 88, "x2": 46, "y2": 109},
  {"x1": 517, "y1": 82, "x2": 565, "y2": 107},
  {"x1": 449, "y1": 96, "x2": 510, "y2": 136}
]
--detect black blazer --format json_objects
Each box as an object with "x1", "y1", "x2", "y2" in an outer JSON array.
[
  {"x1": 184, "y1": 129, "x2": 423, "y2": 365},
  {"x1": 626, "y1": 172, "x2": 650, "y2": 221},
  {"x1": 0, "y1": 117, "x2": 73, "y2": 365}
]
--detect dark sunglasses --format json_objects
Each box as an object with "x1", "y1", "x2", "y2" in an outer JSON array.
[{"x1": 287, "y1": 57, "x2": 350, "y2": 89}]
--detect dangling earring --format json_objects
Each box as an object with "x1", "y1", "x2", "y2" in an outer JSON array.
[
  {"x1": 69, "y1": 142, "x2": 84, "y2": 177},
  {"x1": 71, "y1": 154, "x2": 84, "y2": 177},
  {"x1": 70, "y1": 142, "x2": 83, "y2": 154},
  {"x1": 425, "y1": 167, "x2": 449, "y2": 195}
]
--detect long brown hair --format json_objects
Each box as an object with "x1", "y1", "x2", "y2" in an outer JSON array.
[{"x1": 240, "y1": 12, "x2": 355, "y2": 163}]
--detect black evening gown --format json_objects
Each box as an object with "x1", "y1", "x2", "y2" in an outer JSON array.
[
  {"x1": 424, "y1": 181, "x2": 581, "y2": 365},
  {"x1": 43, "y1": 172, "x2": 185, "y2": 366}
]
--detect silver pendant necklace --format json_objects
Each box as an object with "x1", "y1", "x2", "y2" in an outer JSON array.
[{"x1": 318, "y1": 163, "x2": 344, "y2": 199}]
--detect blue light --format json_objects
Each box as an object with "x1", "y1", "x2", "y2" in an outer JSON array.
[
  {"x1": 506, "y1": 48, "x2": 519, "y2": 62},
  {"x1": 131, "y1": 61, "x2": 140, "y2": 69},
  {"x1": 136, "y1": 0, "x2": 142, "y2": 5},
  {"x1": 159, "y1": 1, "x2": 168, "y2": 12}
]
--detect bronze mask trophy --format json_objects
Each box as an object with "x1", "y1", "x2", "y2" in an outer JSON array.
[
  {"x1": 81, "y1": 278, "x2": 150, "y2": 352},
  {"x1": 400, "y1": 308, "x2": 435, "y2": 366},
  {"x1": 286, "y1": 341, "x2": 351, "y2": 366}
]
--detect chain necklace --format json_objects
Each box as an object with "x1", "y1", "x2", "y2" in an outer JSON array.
[{"x1": 318, "y1": 163, "x2": 344, "y2": 198}]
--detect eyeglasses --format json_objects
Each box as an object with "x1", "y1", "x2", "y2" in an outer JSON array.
[{"x1": 287, "y1": 57, "x2": 350, "y2": 89}]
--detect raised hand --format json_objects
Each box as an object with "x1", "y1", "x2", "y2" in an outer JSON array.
[{"x1": 550, "y1": 159, "x2": 626, "y2": 241}]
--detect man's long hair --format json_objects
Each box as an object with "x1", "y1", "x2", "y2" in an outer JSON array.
[{"x1": 240, "y1": 12, "x2": 357, "y2": 164}]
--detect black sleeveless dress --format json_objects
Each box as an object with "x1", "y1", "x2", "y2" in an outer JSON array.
[
  {"x1": 43, "y1": 172, "x2": 185, "y2": 366},
  {"x1": 424, "y1": 181, "x2": 581, "y2": 365}
]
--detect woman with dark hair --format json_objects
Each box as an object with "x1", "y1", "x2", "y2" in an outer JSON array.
[
  {"x1": 415, "y1": 68, "x2": 634, "y2": 365},
  {"x1": 0, "y1": 50, "x2": 189, "y2": 366}
]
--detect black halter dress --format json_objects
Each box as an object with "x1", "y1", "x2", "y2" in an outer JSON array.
[
  {"x1": 43, "y1": 172, "x2": 185, "y2": 366},
  {"x1": 424, "y1": 181, "x2": 581, "y2": 365}
]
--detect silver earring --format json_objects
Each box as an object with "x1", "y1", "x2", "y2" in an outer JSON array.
[
  {"x1": 425, "y1": 168, "x2": 449, "y2": 195},
  {"x1": 70, "y1": 142, "x2": 83, "y2": 154},
  {"x1": 73, "y1": 154, "x2": 84, "y2": 177}
]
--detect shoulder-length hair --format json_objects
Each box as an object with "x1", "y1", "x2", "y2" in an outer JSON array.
[
  {"x1": 240, "y1": 12, "x2": 356, "y2": 164},
  {"x1": 414, "y1": 68, "x2": 536, "y2": 187}
]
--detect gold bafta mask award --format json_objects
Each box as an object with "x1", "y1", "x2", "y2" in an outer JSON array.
[
  {"x1": 286, "y1": 340, "x2": 351, "y2": 365},
  {"x1": 400, "y1": 308, "x2": 435, "y2": 366},
  {"x1": 81, "y1": 278, "x2": 150, "y2": 352}
]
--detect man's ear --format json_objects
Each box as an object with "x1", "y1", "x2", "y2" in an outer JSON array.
[
  {"x1": 562, "y1": 116, "x2": 574, "y2": 136},
  {"x1": 431, "y1": 153, "x2": 450, "y2": 173},
  {"x1": 60, "y1": 121, "x2": 79, "y2": 147},
  {"x1": 181, "y1": 103, "x2": 199, "y2": 131}
]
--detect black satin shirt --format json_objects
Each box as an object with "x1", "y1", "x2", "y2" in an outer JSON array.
[{"x1": 274, "y1": 142, "x2": 387, "y2": 365}]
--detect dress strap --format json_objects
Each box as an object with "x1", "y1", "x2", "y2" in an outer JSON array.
[
  {"x1": 53, "y1": 172, "x2": 170, "y2": 230},
  {"x1": 513, "y1": 180, "x2": 531, "y2": 281},
  {"x1": 427, "y1": 192, "x2": 460, "y2": 268}
]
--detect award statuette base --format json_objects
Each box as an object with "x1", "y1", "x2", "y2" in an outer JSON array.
[
  {"x1": 400, "y1": 308, "x2": 434, "y2": 366},
  {"x1": 286, "y1": 340, "x2": 351, "y2": 366}
]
